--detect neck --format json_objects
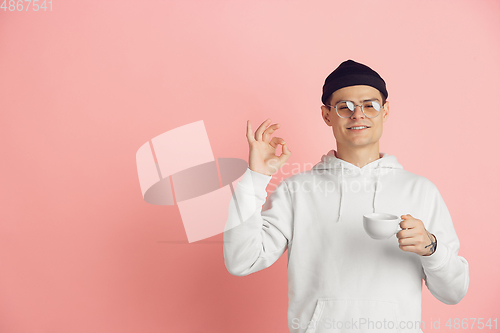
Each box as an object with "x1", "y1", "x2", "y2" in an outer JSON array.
[{"x1": 335, "y1": 143, "x2": 381, "y2": 168}]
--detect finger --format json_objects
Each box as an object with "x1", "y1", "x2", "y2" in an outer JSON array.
[
  {"x1": 396, "y1": 230, "x2": 405, "y2": 239},
  {"x1": 399, "y1": 219, "x2": 417, "y2": 230},
  {"x1": 400, "y1": 214, "x2": 415, "y2": 223},
  {"x1": 278, "y1": 142, "x2": 292, "y2": 164},
  {"x1": 255, "y1": 118, "x2": 271, "y2": 141},
  {"x1": 396, "y1": 229, "x2": 412, "y2": 239},
  {"x1": 398, "y1": 236, "x2": 418, "y2": 245},
  {"x1": 398, "y1": 237, "x2": 409, "y2": 246},
  {"x1": 269, "y1": 137, "x2": 284, "y2": 149},
  {"x1": 399, "y1": 244, "x2": 417, "y2": 252},
  {"x1": 246, "y1": 120, "x2": 255, "y2": 144},
  {"x1": 397, "y1": 229, "x2": 419, "y2": 239},
  {"x1": 262, "y1": 123, "x2": 280, "y2": 143},
  {"x1": 399, "y1": 221, "x2": 408, "y2": 230}
]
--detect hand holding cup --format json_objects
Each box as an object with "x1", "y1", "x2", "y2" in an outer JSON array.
[{"x1": 363, "y1": 213, "x2": 437, "y2": 256}]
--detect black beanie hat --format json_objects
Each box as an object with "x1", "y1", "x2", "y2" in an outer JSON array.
[{"x1": 321, "y1": 59, "x2": 388, "y2": 105}]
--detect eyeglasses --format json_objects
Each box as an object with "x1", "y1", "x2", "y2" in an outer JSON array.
[{"x1": 326, "y1": 100, "x2": 383, "y2": 118}]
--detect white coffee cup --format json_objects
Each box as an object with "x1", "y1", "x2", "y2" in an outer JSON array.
[{"x1": 363, "y1": 213, "x2": 404, "y2": 240}]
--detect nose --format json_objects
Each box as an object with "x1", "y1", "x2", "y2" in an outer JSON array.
[{"x1": 350, "y1": 105, "x2": 366, "y2": 119}]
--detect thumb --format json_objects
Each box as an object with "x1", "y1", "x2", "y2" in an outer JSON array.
[
  {"x1": 282, "y1": 142, "x2": 291, "y2": 154},
  {"x1": 278, "y1": 142, "x2": 291, "y2": 164}
]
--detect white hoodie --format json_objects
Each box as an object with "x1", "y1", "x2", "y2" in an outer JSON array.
[{"x1": 223, "y1": 150, "x2": 469, "y2": 333}]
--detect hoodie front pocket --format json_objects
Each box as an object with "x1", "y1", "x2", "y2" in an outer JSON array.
[{"x1": 304, "y1": 298, "x2": 403, "y2": 333}]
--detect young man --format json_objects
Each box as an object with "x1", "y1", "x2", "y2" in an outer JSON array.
[{"x1": 223, "y1": 60, "x2": 469, "y2": 333}]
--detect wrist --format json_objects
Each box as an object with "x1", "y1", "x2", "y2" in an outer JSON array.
[{"x1": 423, "y1": 233, "x2": 437, "y2": 256}]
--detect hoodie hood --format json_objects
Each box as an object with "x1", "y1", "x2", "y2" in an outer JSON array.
[{"x1": 312, "y1": 149, "x2": 404, "y2": 223}]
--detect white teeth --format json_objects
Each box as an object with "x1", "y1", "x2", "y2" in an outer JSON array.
[{"x1": 349, "y1": 126, "x2": 368, "y2": 130}]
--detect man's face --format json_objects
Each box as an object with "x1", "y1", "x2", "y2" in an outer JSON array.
[{"x1": 321, "y1": 85, "x2": 389, "y2": 150}]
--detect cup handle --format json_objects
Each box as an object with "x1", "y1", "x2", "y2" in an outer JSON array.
[{"x1": 393, "y1": 218, "x2": 406, "y2": 235}]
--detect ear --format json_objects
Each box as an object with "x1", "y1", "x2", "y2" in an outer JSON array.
[
  {"x1": 382, "y1": 100, "x2": 389, "y2": 123},
  {"x1": 321, "y1": 105, "x2": 332, "y2": 127}
]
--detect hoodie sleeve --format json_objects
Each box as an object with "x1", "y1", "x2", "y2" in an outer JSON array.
[
  {"x1": 223, "y1": 167, "x2": 293, "y2": 276},
  {"x1": 419, "y1": 181, "x2": 469, "y2": 304}
]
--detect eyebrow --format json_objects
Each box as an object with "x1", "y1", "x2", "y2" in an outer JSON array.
[{"x1": 332, "y1": 98, "x2": 380, "y2": 105}]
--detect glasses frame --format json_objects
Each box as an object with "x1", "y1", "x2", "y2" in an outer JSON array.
[{"x1": 326, "y1": 100, "x2": 384, "y2": 119}]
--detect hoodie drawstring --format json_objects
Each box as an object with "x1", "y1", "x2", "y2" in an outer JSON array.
[
  {"x1": 337, "y1": 164, "x2": 382, "y2": 223},
  {"x1": 337, "y1": 164, "x2": 344, "y2": 223},
  {"x1": 313, "y1": 150, "x2": 401, "y2": 224},
  {"x1": 373, "y1": 165, "x2": 381, "y2": 214}
]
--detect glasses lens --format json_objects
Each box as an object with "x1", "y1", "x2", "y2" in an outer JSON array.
[
  {"x1": 362, "y1": 101, "x2": 381, "y2": 118},
  {"x1": 336, "y1": 101, "x2": 355, "y2": 118}
]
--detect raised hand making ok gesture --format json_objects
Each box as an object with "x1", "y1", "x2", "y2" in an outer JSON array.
[{"x1": 246, "y1": 118, "x2": 292, "y2": 176}]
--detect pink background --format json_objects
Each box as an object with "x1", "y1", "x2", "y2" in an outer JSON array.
[{"x1": 1, "y1": 0, "x2": 499, "y2": 332}]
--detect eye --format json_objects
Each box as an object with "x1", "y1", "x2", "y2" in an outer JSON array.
[
  {"x1": 371, "y1": 102, "x2": 381, "y2": 111},
  {"x1": 345, "y1": 101, "x2": 355, "y2": 111}
]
